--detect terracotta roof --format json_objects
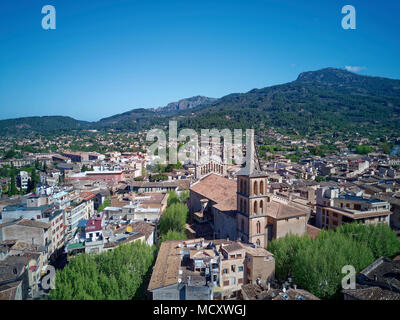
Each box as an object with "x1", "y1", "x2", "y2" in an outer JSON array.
[
  {"x1": 1, "y1": 219, "x2": 51, "y2": 230},
  {"x1": 148, "y1": 240, "x2": 181, "y2": 291},
  {"x1": 130, "y1": 221, "x2": 154, "y2": 240},
  {"x1": 239, "y1": 243, "x2": 273, "y2": 257},
  {"x1": 266, "y1": 201, "x2": 308, "y2": 220},
  {"x1": 190, "y1": 174, "x2": 237, "y2": 212},
  {"x1": 222, "y1": 242, "x2": 244, "y2": 253}
]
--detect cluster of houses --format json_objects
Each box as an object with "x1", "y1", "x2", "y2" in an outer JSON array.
[{"x1": 1, "y1": 133, "x2": 400, "y2": 300}]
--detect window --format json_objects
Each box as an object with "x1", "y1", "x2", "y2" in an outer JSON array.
[
  {"x1": 223, "y1": 268, "x2": 228, "y2": 274},
  {"x1": 231, "y1": 265, "x2": 236, "y2": 272},
  {"x1": 254, "y1": 181, "x2": 258, "y2": 195},
  {"x1": 257, "y1": 221, "x2": 261, "y2": 234},
  {"x1": 223, "y1": 280, "x2": 229, "y2": 286},
  {"x1": 231, "y1": 277, "x2": 236, "y2": 285},
  {"x1": 254, "y1": 201, "x2": 258, "y2": 214},
  {"x1": 241, "y1": 220, "x2": 245, "y2": 232},
  {"x1": 238, "y1": 278, "x2": 243, "y2": 284},
  {"x1": 237, "y1": 254, "x2": 242, "y2": 258},
  {"x1": 238, "y1": 266, "x2": 243, "y2": 272},
  {"x1": 260, "y1": 181, "x2": 264, "y2": 195},
  {"x1": 256, "y1": 239, "x2": 261, "y2": 247},
  {"x1": 259, "y1": 200, "x2": 263, "y2": 213},
  {"x1": 230, "y1": 255, "x2": 235, "y2": 259}
]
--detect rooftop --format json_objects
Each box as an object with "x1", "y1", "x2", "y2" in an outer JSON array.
[{"x1": 190, "y1": 174, "x2": 237, "y2": 212}]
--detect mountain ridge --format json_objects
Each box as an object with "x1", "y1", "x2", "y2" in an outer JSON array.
[{"x1": 2, "y1": 68, "x2": 400, "y2": 137}]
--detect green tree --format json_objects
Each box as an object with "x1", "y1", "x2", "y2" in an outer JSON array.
[
  {"x1": 267, "y1": 223, "x2": 398, "y2": 299},
  {"x1": 335, "y1": 223, "x2": 400, "y2": 259},
  {"x1": 49, "y1": 241, "x2": 156, "y2": 300},
  {"x1": 167, "y1": 191, "x2": 180, "y2": 207},
  {"x1": 160, "y1": 230, "x2": 186, "y2": 244},
  {"x1": 158, "y1": 203, "x2": 188, "y2": 235},
  {"x1": 355, "y1": 144, "x2": 372, "y2": 154},
  {"x1": 7, "y1": 175, "x2": 17, "y2": 196}
]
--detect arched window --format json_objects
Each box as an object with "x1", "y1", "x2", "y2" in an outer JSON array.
[
  {"x1": 256, "y1": 239, "x2": 261, "y2": 247},
  {"x1": 253, "y1": 201, "x2": 257, "y2": 214},
  {"x1": 254, "y1": 181, "x2": 258, "y2": 195},
  {"x1": 259, "y1": 200, "x2": 263, "y2": 214},
  {"x1": 240, "y1": 180, "x2": 244, "y2": 193},
  {"x1": 241, "y1": 219, "x2": 244, "y2": 232},
  {"x1": 257, "y1": 221, "x2": 261, "y2": 234},
  {"x1": 260, "y1": 180, "x2": 264, "y2": 195},
  {"x1": 240, "y1": 199, "x2": 243, "y2": 212}
]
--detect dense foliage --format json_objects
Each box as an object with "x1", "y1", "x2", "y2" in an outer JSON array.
[
  {"x1": 158, "y1": 191, "x2": 190, "y2": 245},
  {"x1": 267, "y1": 223, "x2": 400, "y2": 299},
  {"x1": 158, "y1": 202, "x2": 188, "y2": 236},
  {"x1": 160, "y1": 230, "x2": 187, "y2": 243},
  {"x1": 49, "y1": 241, "x2": 156, "y2": 300}
]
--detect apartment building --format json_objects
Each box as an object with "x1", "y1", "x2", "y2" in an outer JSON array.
[
  {"x1": 64, "y1": 192, "x2": 95, "y2": 240},
  {"x1": 17, "y1": 171, "x2": 29, "y2": 190},
  {"x1": 315, "y1": 187, "x2": 392, "y2": 229},
  {"x1": 148, "y1": 238, "x2": 275, "y2": 300}
]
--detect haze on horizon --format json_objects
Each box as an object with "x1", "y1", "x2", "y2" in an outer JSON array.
[{"x1": 0, "y1": 0, "x2": 399, "y2": 122}]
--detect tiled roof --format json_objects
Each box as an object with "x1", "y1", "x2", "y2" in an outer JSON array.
[
  {"x1": 0, "y1": 219, "x2": 50, "y2": 230},
  {"x1": 266, "y1": 201, "x2": 308, "y2": 219},
  {"x1": 190, "y1": 174, "x2": 237, "y2": 212},
  {"x1": 222, "y1": 242, "x2": 244, "y2": 253},
  {"x1": 148, "y1": 240, "x2": 181, "y2": 291},
  {"x1": 343, "y1": 286, "x2": 400, "y2": 300}
]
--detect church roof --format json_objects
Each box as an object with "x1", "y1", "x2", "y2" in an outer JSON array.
[
  {"x1": 265, "y1": 201, "x2": 308, "y2": 220},
  {"x1": 190, "y1": 174, "x2": 237, "y2": 212}
]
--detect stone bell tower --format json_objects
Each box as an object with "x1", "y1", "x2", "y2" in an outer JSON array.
[{"x1": 236, "y1": 130, "x2": 270, "y2": 247}]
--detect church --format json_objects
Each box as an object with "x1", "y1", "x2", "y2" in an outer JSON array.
[{"x1": 188, "y1": 131, "x2": 309, "y2": 247}]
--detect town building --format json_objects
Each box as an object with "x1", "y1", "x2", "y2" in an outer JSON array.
[
  {"x1": 148, "y1": 238, "x2": 274, "y2": 300},
  {"x1": 315, "y1": 187, "x2": 392, "y2": 229},
  {"x1": 16, "y1": 171, "x2": 29, "y2": 191}
]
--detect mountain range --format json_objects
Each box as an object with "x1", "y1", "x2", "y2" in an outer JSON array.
[{"x1": 1, "y1": 68, "x2": 400, "y2": 137}]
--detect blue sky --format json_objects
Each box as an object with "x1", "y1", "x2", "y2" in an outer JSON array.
[{"x1": 0, "y1": 0, "x2": 399, "y2": 121}]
